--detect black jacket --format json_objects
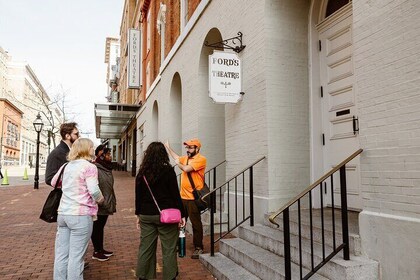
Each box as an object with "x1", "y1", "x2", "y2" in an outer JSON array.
[
  {"x1": 135, "y1": 165, "x2": 185, "y2": 217},
  {"x1": 45, "y1": 140, "x2": 70, "y2": 186},
  {"x1": 95, "y1": 162, "x2": 117, "y2": 215}
]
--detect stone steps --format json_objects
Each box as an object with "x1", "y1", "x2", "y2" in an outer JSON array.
[
  {"x1": 201, "y1": 209, "x2": 379, "y2": 280},
  {"x1": 239, "y1": 224, "x2": 378, "y2": 280},
  {"x1": 264, "y1": 210, "x2": 362, "y2": 256}
]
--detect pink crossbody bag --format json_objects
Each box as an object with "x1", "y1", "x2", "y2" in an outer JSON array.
[{"x1": 143, "y1": 175, "x2": 181, "y2": 224}]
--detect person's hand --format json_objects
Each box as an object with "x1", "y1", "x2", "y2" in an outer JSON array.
[
  {"x1": 97, "y1": 197, "x2": 104, "y2": 205},
  {"x1": 164, "y1": 140, "x2": 170, "y2": 148},
  {"x1": 136, "y1": 216, "x2": 141, "y2": 230},
  {"x1": 179, "y1": 217, "x2": 186, "y2": 228}
]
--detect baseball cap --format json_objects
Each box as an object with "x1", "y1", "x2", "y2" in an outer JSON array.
[{"x1": 183, "y1": 138, "x2": 201, "y2": 148}]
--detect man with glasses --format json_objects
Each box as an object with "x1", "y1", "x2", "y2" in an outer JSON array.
[
  {"x1": 45, "y1": 122, "x2": 79, "y2": 186},
  {"x1": 165, "y1": 138, "x2": 207, "y2": 259}
]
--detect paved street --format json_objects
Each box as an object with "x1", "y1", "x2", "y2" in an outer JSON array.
[
  {"x1": 0, "y1": 166, "x2": 45, "y2": 187},
  {"x1": 0, "y1": 171, "x2": 215, "y2": 280}
]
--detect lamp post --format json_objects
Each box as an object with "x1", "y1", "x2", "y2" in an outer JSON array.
[{"x1": 33, "y1": 113, "x2": 44, "y2": 189}]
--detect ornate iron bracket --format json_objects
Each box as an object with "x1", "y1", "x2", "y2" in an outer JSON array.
[{"x1": 204, "y1": 32, "x2": 246, "y2": 53}]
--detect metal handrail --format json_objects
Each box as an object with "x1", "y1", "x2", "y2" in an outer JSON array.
[
  {"x1": 204, "y1": 156, "x2": 266, "y2": 256},
  {"x1": 202, "y1": 156, "x2": 265, "y2": 200},
  {"x1": 268, "y1": 149, "x2": 362, "y2": 279},
  {"x1": 269, "y1": 149, "x2": 363, "y2": 227}
]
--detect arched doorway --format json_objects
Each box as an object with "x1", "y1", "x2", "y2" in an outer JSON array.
[
  {"x1": 198, "y1": 28, "x2": 226, "y2": 169},
  {"x1": 310, "y1": 0, "x2": 361, "y2": 209}
]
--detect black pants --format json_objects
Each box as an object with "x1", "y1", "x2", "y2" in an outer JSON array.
[{"x1": 91, "y1": 215, "x2": 109, "y2": 252}]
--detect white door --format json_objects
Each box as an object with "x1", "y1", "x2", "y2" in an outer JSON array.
[{"x1": 317, "y1": 3, "x2": 361, "y2": 210}]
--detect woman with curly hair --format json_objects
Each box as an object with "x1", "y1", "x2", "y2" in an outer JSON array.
[{"x1": 135, "y1": 142, "x2": 186, "y2": 280}]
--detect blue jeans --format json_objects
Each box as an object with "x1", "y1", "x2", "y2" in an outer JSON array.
[{"x1": 54, "y1": 215, "x2": 93, "y2": 280}]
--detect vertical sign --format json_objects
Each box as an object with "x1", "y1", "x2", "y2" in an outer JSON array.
[
  {"x1": 128, "y1": 29, "x2": 141, "y2": 89},
  {"x1": 209, "y1": 51, "x2": 242, "y2": 103}
]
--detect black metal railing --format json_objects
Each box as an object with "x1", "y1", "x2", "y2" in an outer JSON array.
[
  {"x1": 202, "y1": 156, "x2": 266, "y2": 256},
  {"x1": 269, "y1": 149, "x2": 363, "y2": 280}
]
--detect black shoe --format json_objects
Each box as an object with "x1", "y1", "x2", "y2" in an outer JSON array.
[
  {"x1": 92, "y1": 251, "x2": 110, "y2": 261},
  {"x1": 101, "y1": 249, "x2": 113, "y2": 257},
  {"x1": 191, "y1": 248, "x2": 203, "y2": 259}
]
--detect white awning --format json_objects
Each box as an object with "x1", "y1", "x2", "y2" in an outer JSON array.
[{"x1": 94, "y1": 103, "x2": 140, "y2": 139}]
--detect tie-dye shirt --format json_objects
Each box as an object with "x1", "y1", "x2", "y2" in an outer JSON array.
[{"x1": 52, "y1": 159, "x2": 103, "y2": 216}]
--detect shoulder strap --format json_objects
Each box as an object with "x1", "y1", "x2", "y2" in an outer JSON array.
[
  {"x1": 143, "y1": 175, "x2": 161, "y2": 213},
  {"x1": 55, "y1": 163, "x2": 68, "y2": 189},
  {"x1": 185, "y1": 158, "x2": 197, "y2": 191},
  {"x1": 187, "y1": 172, "x2": 197, "y2": 191}
]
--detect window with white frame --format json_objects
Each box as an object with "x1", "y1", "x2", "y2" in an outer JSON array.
[
  {"x1": 147, "y1": 11, "x2": 151, "y2": 52},
  {"x1": 146, "y1": 62, "x2": 151, "y2": 91},
  {"x1": 180, "y1": 0, "x2": 188, "y2": 31},
  {"x1": 157, "y1": 3, "x2": 166, "y2": 64}
]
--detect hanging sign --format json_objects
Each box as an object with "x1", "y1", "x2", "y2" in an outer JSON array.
[
  {"x1": 128, "y1": 29, "x2": 141, "y2": 89},
  {"x1": 209, "y1": 51, "x2": 242, "y2": 103}
]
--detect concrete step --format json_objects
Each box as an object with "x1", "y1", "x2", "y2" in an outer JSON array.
[
  {"x1": 200, "y1": 252, "x2": 260, "y2": 280},
  {"x1": 264, "y1": 210, "x2": 362, "y2": 256},
  {"x1": 220, "y1": 238, "x2": 329, "y2": 280},
  {"x1": 239, "y1": 224, "x2": 379, "y2": 280}
]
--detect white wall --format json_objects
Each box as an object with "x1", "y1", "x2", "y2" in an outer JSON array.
[
  {"x1": 136, "y1": 0, "x2": 313, "y2": 223},
  {"x1": 265, "y1": 0, "x2": 310, "y2": 209},
  {"x1": 353, "y1": 0, "x2": 420, "y2": 278}
]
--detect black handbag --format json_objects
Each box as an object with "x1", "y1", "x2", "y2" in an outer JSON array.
[
  {"x1": 39, "y1": 163, "x2": 67, "y2": 223},
  {"x1": 187, "y1": 172, "x2": 210, "y2": 212}
]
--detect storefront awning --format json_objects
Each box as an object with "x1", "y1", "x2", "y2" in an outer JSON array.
[{"x1": 94, "y1": 103, "x2": 141, "y2": 139}]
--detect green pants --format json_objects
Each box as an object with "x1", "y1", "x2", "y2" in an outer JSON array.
[{"x1": 136, "y1": 215, "x2": 179, "y2": 280}]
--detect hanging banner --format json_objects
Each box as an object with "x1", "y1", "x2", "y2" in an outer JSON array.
[
  {"x1": 209, "y1": 51, "x2": 242, "y2": 103},
  {"x1": 128, "y1": 29, "x2": 141, "y2": 89}
]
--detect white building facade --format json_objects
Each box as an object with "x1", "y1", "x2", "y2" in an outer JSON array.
[
  {"x1": 7, "y1": 60, "x2": 63, "y2": 167},
  {"x1": 104, "y1": 0, "x2": 419, "y2": 278}
]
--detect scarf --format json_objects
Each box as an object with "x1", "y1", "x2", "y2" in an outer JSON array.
[{"x1": 95, "y1": 155, "x2": 113, "y2": 171}]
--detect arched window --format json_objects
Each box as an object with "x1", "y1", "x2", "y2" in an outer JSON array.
[{"x1": 326, "y1": 0, "x2": 350, "y2": 18}]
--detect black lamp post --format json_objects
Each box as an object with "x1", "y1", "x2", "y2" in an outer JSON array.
[{"x1": 33, "y1": 113, "x2": 44, "y2": 189}]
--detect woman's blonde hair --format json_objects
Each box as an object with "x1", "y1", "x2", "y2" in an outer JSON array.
[{"x1": 67, "y1": 138, "x2": 94, "y2": 161}]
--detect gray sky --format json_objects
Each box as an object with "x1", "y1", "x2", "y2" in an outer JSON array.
[{"x1": 0, "y1": 0, "x2": 124, "y2": 142}]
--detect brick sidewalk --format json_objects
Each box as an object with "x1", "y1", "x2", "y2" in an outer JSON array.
[{"x1": 0, "y1": 171, "x2": 215, "y2": 280}]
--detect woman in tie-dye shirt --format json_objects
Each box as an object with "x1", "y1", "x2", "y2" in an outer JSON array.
[{"x1": 52, "y1": 138, "x2": 104, "y2": 280}]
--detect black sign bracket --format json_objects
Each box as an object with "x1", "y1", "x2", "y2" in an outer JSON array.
[{"x1": 204, "y1": 32, "x2": 246, "y2": 53}]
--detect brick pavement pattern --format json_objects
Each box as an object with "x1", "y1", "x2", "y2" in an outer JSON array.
[{"x1": 0, "y1": 171, "x2": 215, "y2": 280}]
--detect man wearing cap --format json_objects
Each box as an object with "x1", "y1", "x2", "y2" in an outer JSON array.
[{"x1": 165, "y1": 138, "x2": 207, "y2": 259}]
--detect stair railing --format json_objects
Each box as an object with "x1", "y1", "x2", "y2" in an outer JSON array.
[
  {"x1": 202, "y1": 156, "x2": 266, "y2": 256},
  {"x1": 269, "y1": 149, "x2": 363, "y2": 280}
]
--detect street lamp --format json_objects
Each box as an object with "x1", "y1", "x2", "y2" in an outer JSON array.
[{"x1": 33, "y1": 113, "x2": 44, "y2": 189}]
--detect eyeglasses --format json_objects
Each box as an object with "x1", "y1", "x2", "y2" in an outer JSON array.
[{"x1": 185, "y1": 146, "x2": 196, "y2": 150}]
